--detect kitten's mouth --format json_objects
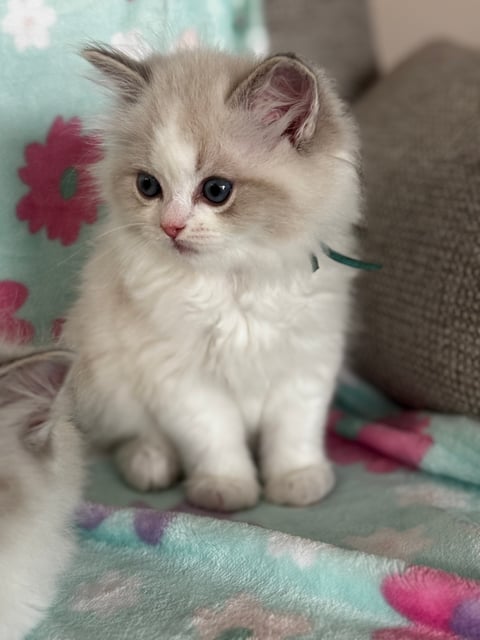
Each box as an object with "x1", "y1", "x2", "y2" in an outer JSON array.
[{"x1": 171, "y1": 239, "x2": 197, "y2": 255}]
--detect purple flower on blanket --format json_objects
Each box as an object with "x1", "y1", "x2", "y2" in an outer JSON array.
[
  {"x1": 0, "y1": 280, "x2": 35, "y2": 343},
  {"x1": 133, "y1": 508, "x2": 175, "y2": 545},
  {"x1": 452, "y1": 598, "x2": 480, "y2": 639},
  {"x1": 17, "y1": 116, "x2": 101, "y2": 246},
  {"x1": 76, "y1": 502, "x2": 115, "y2": 530},
  {"x1": 375, "y1": 565, "x2": 480, "y2": 639}
]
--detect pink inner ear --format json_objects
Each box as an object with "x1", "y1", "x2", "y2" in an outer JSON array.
[
  {"x1": 250, "y1": 62, "x2": 317, "y2": 145},
  {"x1": 0, "y1": 356, "x2": 70, "y2": 452},
  {"x1": 2, "y1": 359, "x2": 69, "y2": 402}
]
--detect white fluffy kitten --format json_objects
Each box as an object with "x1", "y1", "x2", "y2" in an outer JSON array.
[
  {"x1": 0, "y1": 347, "x2": 84, "y2": 639},
  {"x1": 64, "y1": 46, "x2": 361, "y2": 511}
]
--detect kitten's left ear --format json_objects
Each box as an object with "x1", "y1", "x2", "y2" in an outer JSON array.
[
  {"x1": 82, "y1": 44, "x2": 151, "y2": 102},
  {"x1": 228, "y1": 53, "x2": 319, "y2": 148}
]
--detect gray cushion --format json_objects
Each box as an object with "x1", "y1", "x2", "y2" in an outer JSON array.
[{"x1": 352, "y1": 42, "x2": 480, "y2": 415}]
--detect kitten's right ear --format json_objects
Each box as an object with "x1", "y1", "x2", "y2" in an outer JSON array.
[{"x1": 82, "y1": 44, "x2": 151, "y2": 102}]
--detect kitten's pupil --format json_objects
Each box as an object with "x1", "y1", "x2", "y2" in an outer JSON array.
[
  {"x1": 202, "y1": 177, "x2": 233, "y2": 205},
  {"x1": 137, "y1": 172, "x2": 162, "y2": 198}
]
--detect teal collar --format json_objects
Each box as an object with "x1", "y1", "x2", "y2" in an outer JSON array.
[{"x1": 311, "y1": 243, "x2": 382, "y2": 272}]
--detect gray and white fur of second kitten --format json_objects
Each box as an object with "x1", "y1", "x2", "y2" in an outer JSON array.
[{"x1": 0, "y1": 344, "x2": 84, "y2": 640}]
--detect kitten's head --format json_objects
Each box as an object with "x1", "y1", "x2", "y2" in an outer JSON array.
[{"x1": 85, "y1": 46, "x2": 360, "y2": 272}]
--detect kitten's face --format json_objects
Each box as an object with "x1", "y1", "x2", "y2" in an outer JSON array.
[{"x1": 88, "y1": 48, "x2": 358, "y2": 270}]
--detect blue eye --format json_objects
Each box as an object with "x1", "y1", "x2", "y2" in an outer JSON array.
[
  {"x1": 136, "y1": 172, "x2": 162, "y2": 198},
  {"x1": 202, "y1": 177, "x2": 233, "y2": 205}
]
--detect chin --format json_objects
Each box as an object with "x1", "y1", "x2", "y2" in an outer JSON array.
[{"x1": 171, "y1": 239, "x2": 198, "y2": 256}]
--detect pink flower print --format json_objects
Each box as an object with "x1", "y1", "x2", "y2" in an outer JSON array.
[
  {"x1": 327, "y1": 409, "x2": 433, "y2": 472},
  {"x1": 17, "y1": 116, "x2": 101, "y2": 246},
  {"x1": 357, "y1": 421, "x2": 433, "y2": 469},
  {"x1": 326, "y1": 431, "x2": 401, "y2": 473},
  {"x1": 0, "y1": 281, "x2": 34, "y2": 343},
  {"x1": 327, "y1": 409, "x2": 402, "y2": 472},
  {"x1": 376, "y1": 565, "x2": 480, "y2": 639}
]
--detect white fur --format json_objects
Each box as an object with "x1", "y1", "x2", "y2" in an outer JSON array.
[
  {"x1": 0, "y1": 353, "x2": 84, "y2": 639},
  {"x1": 65, "y1": 144, "x2": 358, "y2": 510},
  {"x1": 64, "y1": 48, "x2": 361, "y2": 510}
]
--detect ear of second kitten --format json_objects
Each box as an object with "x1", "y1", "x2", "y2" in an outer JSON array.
[
  {"x1": 82, "y1": 44, "x2": 151, "y2": 102},
  {"x1": 0, "y1": 351, "x2": 72, "y2": 453},
  {"x1": 228, "y1": 53, "x2": 320, "y2": 148}
]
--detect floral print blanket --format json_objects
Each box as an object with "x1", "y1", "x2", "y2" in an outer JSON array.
[
  {"x1": 30, "y1": 380, "x2": 480, "y2": 639},
  {"x1": 3, "y1": 3, "x2": 480, "y2": 639},
  {"x1": 0, "y1": 0, "x2": 266, "y2": 344}
]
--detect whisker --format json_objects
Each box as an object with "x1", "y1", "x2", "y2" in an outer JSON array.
[
  {"x1": 54, "y1": 222, "x2": 147, "y2": 268},
  {"x1": 325, "y1": 153, "x2": 359, "y2": 172},
  {"x1": 87, "y1": 237, "x2": 153, "y2": 292},
  {"x1": 93, "y1": 222, "x2": 147, "y2": 242}
]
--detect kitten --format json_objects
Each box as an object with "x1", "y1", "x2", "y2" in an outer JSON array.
[
  {"x1": 0, "y1": 346, "x2": 84, "y2": 639},
  {"x1": 64, "y1": 46, "x2": 361, "y2": 511}
]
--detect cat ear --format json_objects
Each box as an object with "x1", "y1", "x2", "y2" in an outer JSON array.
[
  {"x1": 0, "y1": 350, "x2": 72, "y2": 454},
  {"x1": 82, "y1": 44, "x2": 151, "y2": 102},
  {"x1": 229, "y1": 53, "x2": 319, "y2": 148}
]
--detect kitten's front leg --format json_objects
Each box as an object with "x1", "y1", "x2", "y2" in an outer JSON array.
[
  {"x1": 115, "y1": 431, "x2": 180, "y2": 492},
  {"x1": 160, "y1": 384, "x2": 259, "y2": 511},
  {"x1": 261, "y1": 375, "x2": 336, "y2": 506}
]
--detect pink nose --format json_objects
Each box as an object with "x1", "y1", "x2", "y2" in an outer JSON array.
[{"x1": 161, "y1": 223, "x2": 185, "y2": 239}]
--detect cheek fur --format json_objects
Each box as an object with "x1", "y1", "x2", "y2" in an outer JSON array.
[{"x1": 223, "y1": 179, "x2": 298, "y2": 239}]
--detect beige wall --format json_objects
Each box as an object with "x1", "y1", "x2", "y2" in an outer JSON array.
[{"x1": 369, "y1": 0, "x2": 480, "y2": 71}]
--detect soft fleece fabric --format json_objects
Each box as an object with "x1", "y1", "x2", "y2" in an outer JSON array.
[
  {"x1": 30, "y1": 380, "x2": 480, "y2": 639},
  {"x1": 0, "y1": 0, "x2": 267, "y2": 343}
]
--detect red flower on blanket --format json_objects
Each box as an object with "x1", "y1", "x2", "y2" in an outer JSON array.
[
  {"x1": 327, "y1": 410, "x2": 433, "y2": 473},
  {"x1": 327, "y1": 411, "x2": 401, "y2": 473},
  {"x1": 17, "y1": 116, "x2": 101, "y2": 246},
  {"x1": 0, "y1": 280, "x2": 34, "y2": 343},
  {"x1": 374, "y1": 565, "x2": 480, "y2": 639}
]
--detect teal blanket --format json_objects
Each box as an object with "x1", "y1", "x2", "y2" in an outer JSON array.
[{"x1": 31, "y1": 381, "x2": 480, "y2": 639}]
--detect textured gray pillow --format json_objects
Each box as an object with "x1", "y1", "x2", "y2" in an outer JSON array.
[{"x1": 352, "y1": 42, "x2": 480, "y2": 415}]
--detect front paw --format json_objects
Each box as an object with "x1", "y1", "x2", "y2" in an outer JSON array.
[
  {"x1": 115, "y1": 437, "x2": 180, "y2": 491},
  {"x1": 264, "y1": 463, "x2": 335, "y2": 506},
  {"x1": 185, "y1": 474, "x2": 260, "y2": 512}
]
